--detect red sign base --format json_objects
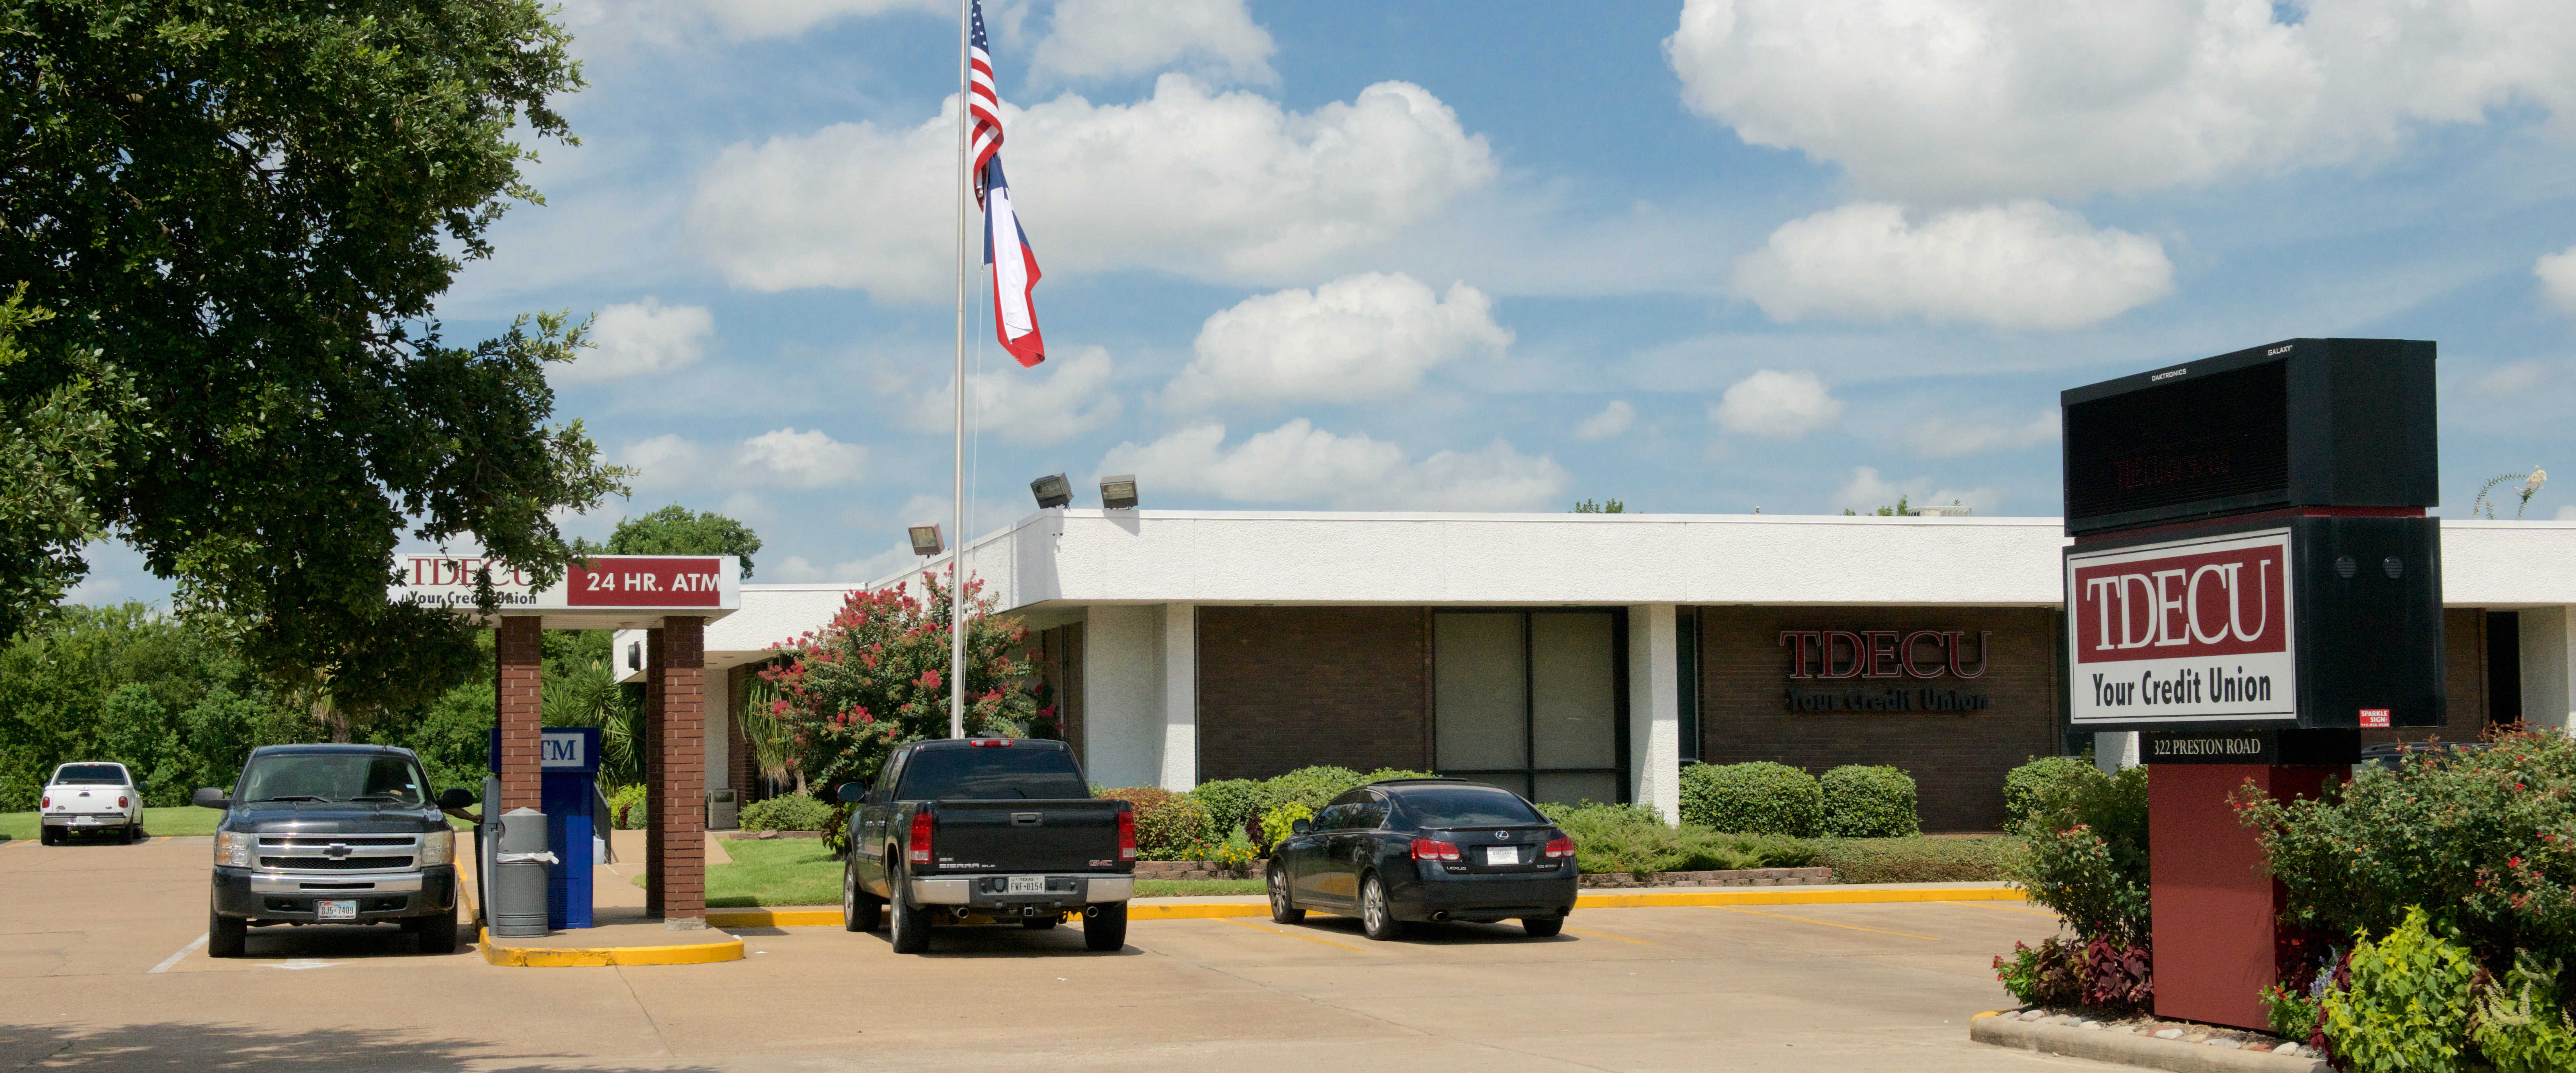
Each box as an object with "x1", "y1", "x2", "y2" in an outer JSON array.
[{"x1": 2148, "y1": 763, "x2": 2335, "y2": 1030}]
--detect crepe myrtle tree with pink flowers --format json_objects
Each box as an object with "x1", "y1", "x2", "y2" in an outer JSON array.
[{"x1": 758, "y1": 570, "x2": 1042, "y2": 796}]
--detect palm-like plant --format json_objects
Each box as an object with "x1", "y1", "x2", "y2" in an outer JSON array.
[
  {"x1": 2472, "y1": 466, "x2": 2549, "y2": 520},
  {"x1": 544, "y1": 656, "x2": 643, "y2": 787}
]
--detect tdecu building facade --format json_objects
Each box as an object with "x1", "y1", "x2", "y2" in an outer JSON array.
[{"x1": 622, "y1": 509, "x2": 2576, "y2": 833}]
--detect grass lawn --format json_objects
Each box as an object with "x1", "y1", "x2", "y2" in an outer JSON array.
[
  {"x1": 627, "y1": 843, "x2": 1269, "y2": 906},
  {"x1": 1135, "y1": 879, "x2": 1262, "y2": 898}
]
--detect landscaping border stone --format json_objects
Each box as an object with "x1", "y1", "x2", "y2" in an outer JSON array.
[
  {"x1": 1133, "y1": 860, "x2": 1264, "y2": 880},
  {"x1": 1971, "y1": 1011, "x2": 2327, "y2": 1073},
  {"x1": 1578, "y1": 867, "x2": 1832, "y2": 888}
]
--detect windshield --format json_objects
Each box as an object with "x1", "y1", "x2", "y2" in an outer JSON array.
[
  {"x1": 894, "y1": 747, "x2": 1089, "y2": 800},
  {"x1": 51, "y1": 764, "x2": 128, "y2": 785},
  {"x1": 1397, "y1": 787, "x2": 1544, "y2": 828},
  {"x1": 236, "y1": 754, "x2": 429, "y2": 806}
]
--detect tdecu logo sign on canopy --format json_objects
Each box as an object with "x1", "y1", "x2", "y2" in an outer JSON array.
[{"x1": 2066, "y1": 528, "x2": 2297, "y2": 726}]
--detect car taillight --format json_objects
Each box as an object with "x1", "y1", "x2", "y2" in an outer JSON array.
[
  {"x1": 1543, "y1": 836, "x2": 1575, "y2": 859},
  {"x1": 117, "y1": 797, "x2": 129, "y2": 809},
  {"x1": 967, "y1": 738, "x2": 1015, "y2": 747},
  {"x1": 1116, "y1": 811, "x2": 1138, "y2": 861},
  {"x1": 1410, "y1": 838, "x2": 1462, "y2": 862},
  {"x1": 907, "y1": 813, "x2": 933, "y2": 865}
]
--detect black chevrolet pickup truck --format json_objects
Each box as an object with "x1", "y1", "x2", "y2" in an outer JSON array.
[
  {"x1": 836, "y1": 737, "x2": 1135, "y2": 953},
  {"x1": 195, "y1": 744, "x2": 475, "y2": 957}
]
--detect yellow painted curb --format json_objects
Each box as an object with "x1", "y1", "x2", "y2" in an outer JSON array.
[
  {"x1": 478, "y1": 927, "x2": 745, "y2": 967},
  {"x1": 708, "y1": 887, "x2": 2028, "y2": 927}
]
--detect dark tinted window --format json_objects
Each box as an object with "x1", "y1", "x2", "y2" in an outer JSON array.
[
  {"x1": 894, "y1": 746, "x2": 1088, "y2": 800},
  {"x1": 1353, "y1": 802, "x2": 1389, "y2": 829},
  {"x1": 52, "y1": 764, "x2": 127, "y2": 785},
  {"x1": 1397, "y1": 787, "x2": 1543, "y2": 828},
  {"x1": 237, "y1": 754, "x2": 428, "y2": 805}
]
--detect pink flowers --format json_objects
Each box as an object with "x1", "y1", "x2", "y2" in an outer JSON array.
[{"x1": 917, "y1": 669, "x2": 943, "y2": 689}]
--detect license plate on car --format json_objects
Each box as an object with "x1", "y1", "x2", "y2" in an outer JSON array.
[
  {"x1": 316, "y1": 900, "x2": 357, "y2": 921},
  {"x1": 1487, "y1": 845, "x2": 1522, "y2": 866},
  {"x1": 1007, "y1": 875, "x2": 1046, "y2": 894}
]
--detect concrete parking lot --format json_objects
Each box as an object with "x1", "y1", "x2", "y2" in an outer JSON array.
[{"x1": 0, "y1": 836, "x2": 2118, "y2": 1071}]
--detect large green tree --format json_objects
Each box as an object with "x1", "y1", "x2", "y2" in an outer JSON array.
[
  {"x1": 0, "y1": 1, "x2": 624, "y2": 714},
  {"x1": 587, "y1": 504, "x2": 763, "y2": 578}
]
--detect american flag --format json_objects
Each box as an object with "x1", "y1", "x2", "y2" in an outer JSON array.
[{"x1": 968, "y1": 0, "x2": 1044, "y2": 368}]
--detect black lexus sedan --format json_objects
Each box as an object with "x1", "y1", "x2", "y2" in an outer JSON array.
[{"x1": 1265, "y1": 778, "x2": 1577, "y2": 940}]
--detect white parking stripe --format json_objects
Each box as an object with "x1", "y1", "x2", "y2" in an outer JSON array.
[{"x1": 149, "y1": 933, "x2": 208, "y2": 974}]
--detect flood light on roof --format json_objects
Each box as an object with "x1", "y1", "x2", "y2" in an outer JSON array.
[
  {"x1": 1100, "y1": 474, "x2": 1139, "y2": 510},
  {"x1": 908, "y1": 524, "x2": 944, "y2": 557},
  {"x1": 1030, "y1": 472, "x2": 1072, "y2": 509}
]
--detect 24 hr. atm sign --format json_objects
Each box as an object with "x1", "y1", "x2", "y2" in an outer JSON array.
[{"x1": 2065, "y1": 528, "x2": 2296, "y2": 726}]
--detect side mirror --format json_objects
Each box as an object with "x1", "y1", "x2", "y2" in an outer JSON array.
[
  {"x1": 192, "y1": 787, "x2": 231, "y2": 810},
  {"x1": 835, "y1": 782, "x2": 868, "y2": 804},
  {"x1": 437, "y1": 788, "x2": 477, "y2": 811},
  {"x1": 1290, "y1": 818, "x2": 1312, "y2": 836}
]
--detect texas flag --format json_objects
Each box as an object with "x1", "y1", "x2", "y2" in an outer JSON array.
[{"x1": 968, "y1": 0, "x2": 1043, "y2": 368}]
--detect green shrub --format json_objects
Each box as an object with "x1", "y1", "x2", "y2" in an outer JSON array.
[
  {"x1": 2323, "y1": 907, "x2": 2479, "y2": 1073},
  {"x1": 1993, "y1": 938, "x2": 2084, "y2": 1008},
  {"x1": 1099, "y1": 787, "x2": 1213, "y2": 860},
  {"x1": 1821, "y1": 764, "x2": 1919, "y2": 838},
  {"x1": 2004, "y1": 754, "x2": 2097, "y2": 830},
  {"x1": 2262, "y1": 981, "x2": 2324, "y2": 1044},
  {"x1": 1814, "y1": 836, "x2": 2023, "y2": 884},
  {"x1": 1190, "y1": 779, "x2": 1262, "y2": 838},
  {"x1": 1258, "y1": 801, "x2": 1314, "y2": 850},
  {"x1": 2005, "y1": 762, "x2": 2148, "y2": 945},
  {"x1": 1535, "y1": 802, "x2": 1820, "y2": 874},
  {"x1": 1680, "y1": 762, "x2": 1822, "y2": 837},
  {"x1": 2473, "y1": 950, "x2": 2576, "y2": 1073},
  {"x1": 607, "y1": 783, "x2": 648, "y2": 830},
  {"x1": 1252, "y1": 766, "x2": 1363, "y2": 818},
  {"x1": 739, "y1": 793, "x2": 835, "y2": 832}
]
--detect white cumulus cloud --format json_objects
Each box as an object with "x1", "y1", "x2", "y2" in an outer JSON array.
[
  {"x1": 1735, "y1": 202, "x2": 2173, "y2": 330},
  {"x1": 1098, "y1": 420, "x2": 1569, "y2": 510},
  {"x1": 1904, "y1": 410, "x2": 2060, "y2": 458},
  {"x1": 908, "y1": 345, "x2": 1125, "y2": 446},
  {"x1": 558, "y1": 298, "x2": 715, "y2": 384},
  {"x1": 622, "y1": 428, "x2": 869, "y2": 491},
  {"x1": 1573, "y1": 400, "x2": 1636, "y2": 441},
  {"x1": 2539, "y1": 245, "x2": 2576, "y2": 315},
  {"x1": 688, "y1": 76, "x2": 1496, "y2": 301},
  {"x1": 1032, "y1": 0, "x2": 1277, "y2": 86},
  {"x1": 1834, "y1": 466, "x2": 1998, "y2": 515},
  {"x1": 1713, "y1": 370, "x2": 1843, "y2": 439},
  {"x1": 1666, "y1": 0, "x2": 2576, "y2": 202},
  {"x1": 1163, "y1": 274, "x2": 1510, "y2": 411}
]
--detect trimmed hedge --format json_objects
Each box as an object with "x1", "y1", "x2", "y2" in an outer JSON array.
[
  {"x1": 1821, "y1": 764, "x2": 1920, "y2": 838},
  {"x1": 1099, "y1": 787, "x2": 1212, "y2": 860},
  {"x1": 1189, "y1": 779, "x2": 1262, "y2": 838},
  {"x1": 2004, "y1": 754, "x2": 2096, "y2": 830},
  {"x1": 739, "y1": 793, "x2": 835, "y2": 832},
  {"x1": 1538, "y1": 801, "x2": 1819, "y2": 874},
  {"x1": 1680, "y1": 761, "x2": 1823, "y2": 837},
  {"x1": 1811, "y1": 835, "x2": 2024, "y2": 883}
]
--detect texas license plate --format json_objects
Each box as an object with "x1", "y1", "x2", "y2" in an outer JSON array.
[
  {"x1": 316, "y1": 900, "x2": 358, "y2": 920},
  {"x1": 1007, "y1": 875, "x2": 1046, "y2": 894},
  {"x1": 1487, "y1": 846, "x2": 1522, "y2": 866}
]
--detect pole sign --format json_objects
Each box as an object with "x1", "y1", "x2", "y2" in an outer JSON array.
[
  {"x1": 389, "y1": 554, "x2": 741, "y2": 618},
  {"x1": 2068, "y1": 528, "x2": 2295, "y2": 726}
]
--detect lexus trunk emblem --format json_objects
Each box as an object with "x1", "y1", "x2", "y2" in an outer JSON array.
[{"x1": 1496, "y1": 831, "x2": 1512, "y2": 840}]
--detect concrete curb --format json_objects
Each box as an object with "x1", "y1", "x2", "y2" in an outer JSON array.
[
  {"x1": 477, "y1": 927, "x2": 745, "y2": 967},
  {"x1": 703, "y1": 885, "x2": 2032, "y2": 928},
  {"x1": 1969, "y1": 1012, "x2": 2327, "y2": 1073}
]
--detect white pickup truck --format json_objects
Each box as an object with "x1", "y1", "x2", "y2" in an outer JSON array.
[{"x1": 40, "y1": 762, "x2": 145, "y2": 844}]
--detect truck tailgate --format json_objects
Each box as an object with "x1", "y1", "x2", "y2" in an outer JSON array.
[{"x1": 927, "y1": 799, "x2": 1126, "y2": 874}]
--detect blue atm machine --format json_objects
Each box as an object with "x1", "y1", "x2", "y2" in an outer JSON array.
[{"x1": 487, "y1": 726, "x2": 602, "y2": 930}]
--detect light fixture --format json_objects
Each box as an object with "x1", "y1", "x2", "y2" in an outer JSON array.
[
  {"x1": 1031, "y1": 472, "x2": 1072, "y2": 509},
  {"x1": 1100, "y1": 474, "x2": 1139, "y2": 510},
  {"x1": 908, "y1": 524, "x2": 945, "y2": 557}
]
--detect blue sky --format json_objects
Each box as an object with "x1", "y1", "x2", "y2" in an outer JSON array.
[{"x1": 75, "y1": 0, "x2": 2576, "y2": 602}]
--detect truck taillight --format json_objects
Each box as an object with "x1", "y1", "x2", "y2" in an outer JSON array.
[
  {"x1": 907, "y1": 813, "x2": 933, "y2": 865},
  {"x1": 117, "y1": 797, "x2": 129, "y2": 809},
  {"x1": 967, "y1": 738, "x2": 1015, "y2": 747},
  {"x1": 1410, "y1": 838, "x2": 1462, "y2": 862},
  {"x1": 38, "y1": 797, "x2": 47, "y2": 809},
  {"x1": 1116, "y1": 811, "x2": 1138, "y2": 861},
  {"x1": 1543, "y1": 837, "x2": 1575, "y2": 859}
]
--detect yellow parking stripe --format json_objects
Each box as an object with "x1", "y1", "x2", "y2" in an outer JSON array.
[
  {"x1": 1565, "y1": 926, "x2": 1651, "y2": 946},
  {"x1": 1720, "y1": 906, "x2": 1941, "y2": 941},
  {"x1": 1217, "y1": 918, "x2": 1370, "y2": 953}
]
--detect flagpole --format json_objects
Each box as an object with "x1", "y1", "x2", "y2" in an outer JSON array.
[{"x1": 949, "y1": 0, "x2": 970, "y2": 741}]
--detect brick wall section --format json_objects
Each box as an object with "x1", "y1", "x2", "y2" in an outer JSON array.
[
  {"x1": 644, "y1": 628, "x2": 664, "y2": 917},
  {"x1": 1199, "y1": 607, "x2": 1429, "y2": 781},
  {"x1": 494, "y1": 616, "x2": 544, "y2": 811},
  {"x1": 648, "y1": 618, "x2": 707, "y2": 922},
  {"x1": 2360, "y1": 607, "x2": 2491, "y2": 747},
  {"x1": 727, "y1": 664, "x2": 753, "y2": 798},
  {"x1": 1696, "y1": 607, "x2": 2062, "y2": 833}
]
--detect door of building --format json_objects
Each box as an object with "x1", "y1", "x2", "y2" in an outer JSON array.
[{"x1": 1431, "y1": 610, "x2": 1627, "y2": 805}]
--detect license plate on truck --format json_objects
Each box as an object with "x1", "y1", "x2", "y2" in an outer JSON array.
[
  {"x1": 317, "y1": 900, "x2": 357, "y2": 920},
  {"x1": 1007, "y1": 876, "x2": 1046, "y2": 894}
]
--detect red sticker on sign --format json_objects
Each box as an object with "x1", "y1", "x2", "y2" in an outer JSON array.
[{"x1": 2360, "y1": 709, "x2": 2391, "y2": 728}]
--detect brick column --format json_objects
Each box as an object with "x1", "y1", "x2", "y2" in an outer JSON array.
[
  {"x1": 727, "y1": 665, "x2": 754, "y2": 799},
  {"x1": 647, "y1": 618, "x2": 707, "y2": 928},
  {"x1": 495, "y1": 615, "x2": 544, "y2": 811}
]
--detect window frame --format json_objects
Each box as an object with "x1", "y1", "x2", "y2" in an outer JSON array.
[{"x1": 1429, "y1": 607, "x2": 1631, "y2": 806}]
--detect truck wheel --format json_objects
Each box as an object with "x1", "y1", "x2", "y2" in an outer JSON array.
[
  {"x1": 208, "y1": 907, "x2": 247, "y2": 958},
  {"x1": 1359, "y1": 874, "x2": 1404, "y2": 941},
  {"x1": 124, "y1": 823, "x2": 142, "y2": 844},
  {"x1": 888, "y1": 873, "x2": 931, "y2": 954},
  {"x1": 1267, "y1": 864, "x2": 1304, "y2": 924},
  {"x1": 1082, "y1": 902, "x2": 1128, "y2": 952},
  {"x1": 843, "y1": 860, "x2": 883, "y2": 932},
  {"x1": 38, "y1": 827, "x2": 56, "y2": 846},
  {"x1": 414, "y1": 907, "x2": 460, "y2": 954}
]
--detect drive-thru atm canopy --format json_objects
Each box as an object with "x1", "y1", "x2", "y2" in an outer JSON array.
[{"x1": 391, "y1": 553, "x2": 740, "y2": 929}]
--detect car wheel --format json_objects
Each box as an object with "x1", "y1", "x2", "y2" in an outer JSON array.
[
  {"x1": 888, "y1": 870, "x2": 931, "y2": 954},
  {"x1": 208, "y1": 907, "x2": 248, "y2": 959},
  {"x1": 1521, "y1": 914, "x2": 1566, "y2": 938},
  {"x1": 415, "y1": 907, "x2": 460, "y2": 954},
  {"x1": 1266, "y1": 864, "x2": 1305, "y2": 924},
  {"x1": 1021, "y1": 914, "x2": 1059, "y2": 930},
  {"x1": 1359, "y1": 874, "x2": 1404, "y2": 941},
  {"x1": 1083, "y1": 902, "x2": 1127, "y2": 952},
  {"x1": 843, "y1": 859, "x2": 883, "y2": 932}
]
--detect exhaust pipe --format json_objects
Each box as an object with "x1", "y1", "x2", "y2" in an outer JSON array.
[
  {"x1": 1430, "y1": 911, "x2": 1451, "y2": 922},
  {"x1": 1082, "y1": 905, "x2": 1101, "y2": 919}
]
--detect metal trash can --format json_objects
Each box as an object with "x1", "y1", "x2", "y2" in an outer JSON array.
[{"x1": 489, "y1": 807, "x2": 558, "y2": 938}]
